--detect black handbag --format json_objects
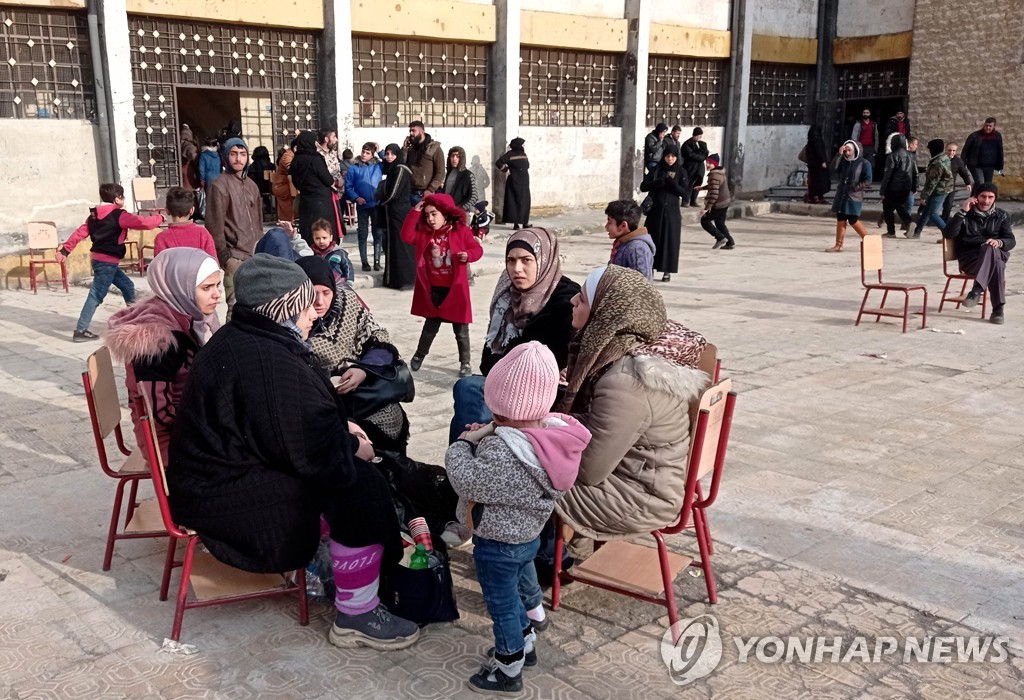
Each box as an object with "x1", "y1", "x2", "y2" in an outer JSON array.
[
  {"x1": 379, "y1": 551, "x2": 460, "y2": 626},
  {"x1": 640, "y1": 194, "x2": 654, "y2": 214},
  {"x1": 346, "y1": 360, "x2": 415, "y2": 420}
]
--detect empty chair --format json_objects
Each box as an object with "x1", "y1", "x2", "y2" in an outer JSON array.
[
  {"x1": 855, "y1": 235, "x2": 928, "y2": 333},
  {"x1": 27, "y1": 221, "x2": 68, "y2": 293}
]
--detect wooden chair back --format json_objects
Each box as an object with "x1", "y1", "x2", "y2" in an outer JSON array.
[
  {"x1": 86, "y1": 347, "x2": 123, "y2": 439},
  {"x1": 942, "y1": 237, "x2": 957, "y2": 263},
  {"x1": 689, "y1": 378, "x2": 733, "y2": 481},
  {"x1": 861, "y1": 234, "x2": 884, "y2": 273},
  {"x1": 27, "y1": 221, "x2": 58, "y2": 252},
  {"x1": 132, "y1": 176, "x2": 157, "y2": 204},
  {"x1": 139, "y1": 387, "x2": 171, "y2": 499},
  {"x1": 690, "y1": 343, "x2": 718, "y2": 430}
]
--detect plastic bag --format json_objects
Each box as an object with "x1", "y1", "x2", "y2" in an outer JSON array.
[{"x1": 304, "y1": 538, "x2": 335, "y2": 602}]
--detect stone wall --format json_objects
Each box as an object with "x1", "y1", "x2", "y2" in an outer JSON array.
[
  {"x1": 908, "y1": 0, "x2": 1024, "y2": 197},
  {"x1": 838, "y1": 0, "x2": 915, "y2": 37}
]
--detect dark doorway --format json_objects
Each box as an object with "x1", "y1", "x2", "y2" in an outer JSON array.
[
  {"x1": 176, "y1": 86, "x2": 243, "y2": 147},
  {"x1": 839, "y1": 97, "x2": 906, "y2": 180}
]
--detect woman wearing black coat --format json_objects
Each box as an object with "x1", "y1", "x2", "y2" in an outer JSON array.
[
  {"x1": 642, "y1": 144, "x2": 689, "y2": 281},
  {"x1": 805, "y1": 125, "x2": 831, "y2": 204},
  {"x1": 496, "y1": 137, "x2": 531, "y2": 229},
  {"x1": 377, "y1": 144, "x2": 416, "y2": 290},
  {"x1": 290, "y1": 131, "x2": 341, "y2": 245}
]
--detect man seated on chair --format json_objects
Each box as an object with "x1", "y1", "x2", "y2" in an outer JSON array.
[{"x1": 943, "y1": 183, "x2": 1015, "y2": 325}]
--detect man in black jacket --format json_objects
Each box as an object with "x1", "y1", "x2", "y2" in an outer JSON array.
[
  {"x1": 884, "y1": 110, "x2": 912, "y2": 142},
  {"x1": 879, "y1": 134, "x2": 916, "y2": 237},
  {"x1": 681, "y1": 128, "x2": 710, "y2": 206},
  {"x1": 943, "y1": 183, "x2": 1015, "y2": 324},
  {"x1": 961, "y1": 117, "x2": 1004, "y2": 186},
  {"x1": 942, "y1": 142, "x2": 974, "y2": 220}
]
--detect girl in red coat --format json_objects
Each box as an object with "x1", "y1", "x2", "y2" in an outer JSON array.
[{"x1": 402, "y1": 193, "x2": 483, "y2": 376}]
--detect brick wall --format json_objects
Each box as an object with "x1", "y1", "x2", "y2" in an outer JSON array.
[{"x1": 908, "y1": 0, "x2": 1024, "y2": 197}]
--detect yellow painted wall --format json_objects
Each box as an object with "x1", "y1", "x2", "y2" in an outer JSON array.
[
  {"x1": 520, "y1": 10, "x2": 627, "y2": 52},
  {"x1": 1, "y1": 0, "x2": 85, "y2": 8},
  {"x1": 649, "y1": 24, "x2": 730, "y2": 58},
  {"x1": 351, "y1": 0, "x2": 496, "y2": 43},
  {"x1": 125, "y1": 0, "x2": 324, "y2": 30},
  {"x1": 834, "y1": 31, "x2": 912, "y2": 64},
  {"x1": 750, "y1": 34, "x2": 817, "y2": 65}
]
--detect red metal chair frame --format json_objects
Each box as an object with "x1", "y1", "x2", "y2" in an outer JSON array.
[
  {"x1": 27, "y1": 222, "x2": 68, "y2": 294},
  {"x1": 344, "y1": 200, "x2": 358, "y2": 228},
  {"x1": 137, "y1": 408, "x2": 309, "y2": 641},
  {"x1": 938, "y1": 237, "x2": 988, "y2": 319},
  {"x1": 82, "y1": 348, "x2": 167, "y2": 571},
  {"x1": 551, "y1": 379, "x2": 737, "y2": 629},
  {"x1": 855, "y1": 235, "x2": 928, "y2": 333}
]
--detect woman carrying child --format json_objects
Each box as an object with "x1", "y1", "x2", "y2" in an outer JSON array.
[{"x1": 401, "y1": 193, "x2": 483, "y2": 376}]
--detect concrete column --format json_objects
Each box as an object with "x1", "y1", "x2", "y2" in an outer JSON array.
[
  {"x1": 98, "y1": 0, "x2": 140, "y2": 209},
  {"x1": 723, "y1": 0, "x2": 752, "y2": 195},
  {"x1": 489, "y1": 0, "x2": 520, "y2": 215},
  {"x1": 814, "y1": 0, "x2": 839, "y2": 152},
  {"x1": 619, "y1": 0, "x2": 651, "y2": 199},
  {"x1": 323, "y1": 0, "x2": 355, "y2": 147}
]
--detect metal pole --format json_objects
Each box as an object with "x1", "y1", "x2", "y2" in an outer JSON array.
[{"x1": 87, "y1": 0, "x2": 115, "y2": 182}]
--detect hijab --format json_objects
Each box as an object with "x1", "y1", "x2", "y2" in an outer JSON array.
[
  {"x1": 485, "y1": 228, "x2": 563, "y2": 353},
  {"x1": 254, "y1": 227, "x2": 300, "y2": 261},
  {"x1": 295, "y1": 130, "x2": 318, "y2": 155},
  {"x1": 146, "y1": 248, "x2": 222, "y2": 344},
  {"x1": 381, "y1": 143, "x2": 404, "y2": 176}
]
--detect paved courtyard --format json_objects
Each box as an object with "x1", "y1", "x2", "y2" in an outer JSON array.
[{"x1": 2, "y1": 212, "x2": 1023, "y2": 698}]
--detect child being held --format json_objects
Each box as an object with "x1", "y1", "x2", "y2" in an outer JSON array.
[
  {"x1": 604, "y1": 199, "x2": 655, "y2": 281},
  {"x1": 471, "y1": 200, "x2": 495, "y2": 240},
  {"x1": 153, "y1": 186, "x2": 218, "y2": 258},
  {"x1": 446, "y1": 341, "x2": 592, "y2": 695},
  {"x1": 310, "y1": 217, "x2": 355, "y2": 288}
]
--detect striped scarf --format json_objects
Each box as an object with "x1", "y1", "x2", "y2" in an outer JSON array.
[{"x1": 254, "y1": 279, "x2": 316, "y2": 324}]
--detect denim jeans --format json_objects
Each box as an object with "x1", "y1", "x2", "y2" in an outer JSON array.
[
  {"x1": 356, "y1": 207, "x2": 384, "y2": 266},
  {"x1": 473, "y1": 536, "x2": 541, "y2": 656},
  {"x1": 76, "y1": 260, "x2": 135, "y2": 332},
  {"x1": 972, "y1": 167, "x2": 995, "y2": 186},
  {"x1": 449, "y1": 375, "x2": 491, "y2": 444},
  {"x1": 915, "y1": 193, "x2": 947, "y2": 234}
]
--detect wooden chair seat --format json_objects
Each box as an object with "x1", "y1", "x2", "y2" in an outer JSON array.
[
  {"x1": 114, "y1": 450, "x2": 150, "y2": 476},
  {"x1": 571, "y1": 540, "x2": 692, "y2": 598},
  {"x1": 856, "y1": 235, "x2": 928, "y2": 333},
  {"x1": 123, "y1": 498, "x2": 166, "y2": 534}
]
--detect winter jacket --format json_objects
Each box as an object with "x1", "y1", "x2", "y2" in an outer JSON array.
[
  {"x1": 447, "y1": 414, "x2": 591, "y2": 544},
  {"x1": 644, "y1": 131, "x2": 666, "y2": 166},
  {"x1": 944, "y1": 206, "x2": 1016, "y2": 255},
  {"x1": 610, "y1": 229, "x2": 656, "y2": 282},
  {"x1": 106, "y1": 296, "x2": 200, "y2": 465},
  {"x1": 272, "y1": 149, "x2": 295, "y2": 200},
  {"x1": 961, "y1": 129, "x2": 1004, "y2": 170},
  {"x1": 831, "y1": 143, "x2": 872, "y2": 216},
  {"x1": 198, "y1": 147, "x2": 222, "y2": 186},
  {"x1": 403, "y1": 135, "x2": 446, "y2": 193},
  {"x1": 704, "y1": 168, "x2": 731, "y2": 209},
  {"x1": 167, "y1": 304, "x2": 362, "y2": 573},
  {"x1": 681, "y1": 138, "x2": 709, "y2": 185},
  {"x1": 555, "y1": 354, "x2": 708, "y2": 539},
  {"x1": 921, "y1": 153, "x2": 954, "y2": 198},
  {"x1": 950, "y1": 156, "x2": 973, "y2": 190},
  {"x1": 248, "y1": 147, "x2": 274, "y2": 196},
  {"x1": 880, "y1": 135, "x2": 917, "y2": 195},
  {"x1": 312, "y1": 242, "x2": 355, "y2": 285},
  {"x1": 344, "y1": 158, "x2": 383, "y2": 210},
  {"x1": 443, "y1": 149, "x2": 478, "y2": 215},
  {"x1": 884, "y1": 116, "x2": 912, "y2": 141},
  {"x1": 206, "y1": 137, "x2": 263, "y2": 267},
  {"x1": 60, "y1": 204, "x2": 162, "y2": 264},
  {"x1": 480, "y1": 276, "x2": 580, "y2": 375}
]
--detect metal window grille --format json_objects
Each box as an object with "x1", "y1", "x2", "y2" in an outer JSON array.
[
  {"x1": 748, "y1": 62, "x2": 813, "y2": 125},
  {"x1": 646, "y1": 56, "x2": 727, "y2": 127},
  {"x1": 352, "y1": 35, "x2": 487, "y2": 128},
  {"x1": 0, "y1": 8, "x2": 95, "y2": 120},
  {"x1": 837, "y1": 60, "x2": 909, "y2": 100},
  {"x1": 128, "y1": 16, "x2": 319, "y2": 188},
  {"x1": 519, "y1": 47, "x2": 619, "y2": 127}
]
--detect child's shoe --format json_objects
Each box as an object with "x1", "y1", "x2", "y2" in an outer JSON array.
[
  {"x1": 72, "y1": 329, "x2": 99, "y2": 342},
  {"x1": 441, "y1": 521, "x2": 472, "y2": 548},
  {"x1": 410, "y1": 354, "x2": 425, "y2": 371},
  {"x1": 468, "y1": 652, "x2": 525, "y2": 695}
]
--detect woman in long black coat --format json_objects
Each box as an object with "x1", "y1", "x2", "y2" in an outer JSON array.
[
  {"x1": 805, "y1": 125, "x2": 831, "y2": 203},
  {"x1": 642, "y1": 144, "x2": 689, "y2": 281},
  {"x1": 377, "y1": 144, "x2": 416, "y2": 290},
  {"x1": 289, "y1": 131, "x2": 339, "y2": 245},
  {"x1": 496, "y1": 137, "x2": 531, "y2": 229}
]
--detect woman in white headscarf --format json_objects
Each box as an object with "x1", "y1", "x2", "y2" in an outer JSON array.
[{"x1": 107, "y1": 248, "x2": 221, "y2": 462}]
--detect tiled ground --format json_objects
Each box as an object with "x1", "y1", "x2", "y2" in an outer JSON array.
[{"x1": 1, "y1": 213, "x2": 1023, "y2": 698}]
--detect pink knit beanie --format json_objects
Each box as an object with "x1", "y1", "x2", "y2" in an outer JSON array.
[{"x1": 484, "y1": 341, "x2": 559, "y2": 421}]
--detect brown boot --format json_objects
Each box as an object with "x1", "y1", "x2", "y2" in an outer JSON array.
[{"x1": 825, "y1": 221, "x2": 847, "y2": 252}]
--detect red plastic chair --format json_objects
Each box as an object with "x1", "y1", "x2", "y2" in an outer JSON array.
[
  {"x1": 27, "y1": 221, "x2": 68, "y2": 294},
  {"x1": 344, "y1": 200, "x2": 358, "y2": 228},
  {"x1": 82, "y1": 347, "x2": 168, "y2": 571},
  {"x1": 938, "y1": 237, "x2": 988, "y2": 319},
  {"x1": 855, "y1": 235, "x2": 928, "y2": 333},
  {"x1": 551, "y1": 377, "x2": 736, "y2": 629},
  {"x1": 137, "y1": 393, "x2": 309, "y2": 641}
]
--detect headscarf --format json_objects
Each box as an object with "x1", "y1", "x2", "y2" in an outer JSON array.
[
  {"x1": 557, "y1": 265, "x2": 667, "y2": 412},
  {"x1": 583, "y1": 266, "x2": 606, "y2": 306},
  {"x1": 254, "y1": 227, "x2": 300, "y2": 261},
  {"x1": 233, "y1": 253, "x2": 316, "y2": 325},
  {"x1": 294, "y1": 130, "x2": 318, "y2": 155},
  {"x1": 146, "y1": 248, "x2": 222, "y2": 344},
  {"x1": 296, "y1": 255, "x2": 336, "y2": 297},
  {"x1": 510, "y1": 137, "x2": 526, "y2": 151},
  {"x1": 381, "y1": 143, "x2": 404, "y2": 176},
  {"x1": 485, "y1": 228, "x2": 563, "y2": 353}
]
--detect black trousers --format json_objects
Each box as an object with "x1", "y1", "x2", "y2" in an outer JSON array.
[
  {"x1": 882, "y1": 189, "x2": 912, "y2": 234},
  {"x1": 700, "y1": 207, "x2": 732, "y2": 242},
  {"x1": 960, "y1": 245, "x2": 1009, "y2": 307},
  {"x1": 322, "y1": 457, "x2": 404, "y2": 566}
]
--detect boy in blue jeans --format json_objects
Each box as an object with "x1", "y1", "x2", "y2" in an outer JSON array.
[
  {"x1": 57, "y1": 183, "x2": 164, "y2": 342},
  {"x1": 447, "y1": 342, "x2": 591, "y2": 694}
]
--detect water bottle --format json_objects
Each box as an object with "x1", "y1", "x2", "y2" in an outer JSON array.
[{"x1": 409, "y1": 544, "x2": 429, "y2": 570}]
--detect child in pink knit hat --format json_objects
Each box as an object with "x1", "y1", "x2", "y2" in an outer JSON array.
[{"x1": 446, "y1": 341, "x2": 592, "y2": 694}]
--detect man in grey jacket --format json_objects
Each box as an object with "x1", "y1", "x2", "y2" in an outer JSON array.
[
  {"x1": 942, "y1": 142, "x2": 974, "y2": 220},
  {"x1": 879, "y1": 134, "x2": 916, "y2": 237}
]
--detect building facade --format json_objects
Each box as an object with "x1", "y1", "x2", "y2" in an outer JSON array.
[{"x1": 1, "y1": 0, "x2": 1018, "y2": 261}]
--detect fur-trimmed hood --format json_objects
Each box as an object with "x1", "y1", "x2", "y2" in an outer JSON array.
[
  {"x1": 632, "y1": 354, "x2": 709, "y2": 404},
  {"x1": 106, "y1": 296, "x2": 191, "y2": 364}
]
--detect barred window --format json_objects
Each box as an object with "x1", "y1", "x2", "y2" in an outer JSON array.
[
  {"x1": 352, "y1": 36, "x2": 487, "y2": 128},
  {"x1": 519, "y1": 47, "x2": 619, "y2": 127},
  {"x1": 0, "y1": 8, "x2": 95, "y2": 119},
  {"x1": 646, "y1": 57, "x2": 727, "y2": 127},
  {"x1": 837, "y1": 60, "x2": 909, "y2": 100},
  {"x1": 748, "y1": 62, "x2": 813, "y2": 125}
]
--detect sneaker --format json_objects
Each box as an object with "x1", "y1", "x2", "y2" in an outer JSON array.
[
  {"x1": 373, "y1": 262, "x2": 381, "y2": 272},
  {"x1": 527, "y1": 615, "x2": 550, "y2": 632},
  {"x1": 410, "y1": 354, "x2": 424, "y2": 371},
  {"x1": 441, "y1": 521, "x2": 472, "y2": 548},
  {"x1": 459, "y1": 363, "x2": 473, "y2": 377},
  {"x1": 468, "y1": 656, "x2": 524, "y2": 695},
  {"x1": 908, "y1": 230, "x2": 921, "y2": 239},
  {"x1": 990, "y1": 307, "x2": 1005, "y2": 325},
  {"x1": 962, "y1": 289, "x2": 981, "y2": 309},
  {"x1": 328, "y1": 605, "x2": 420, "y2": 651},
  {"x1": 723, "y1": 241, "x2": 736, "y2": 250},
  {"x1": 72, "y1": 329, "x2": 99, "y2": 343},
  {"x1": 712, "y1": 239, "x2": 726, "y2": 250}
]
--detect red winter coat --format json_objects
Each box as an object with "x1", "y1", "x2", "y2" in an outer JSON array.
[{"x1": 400, "y1": 194, "x2": 483, "y2": 324}]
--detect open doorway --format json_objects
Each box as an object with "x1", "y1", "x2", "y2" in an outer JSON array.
[
  {"x1": 841, "y1": 97, "x2": 907, "y2": 180},
  {"x1": 176, "y1": 87, "x2": 275, "y2": 153}
]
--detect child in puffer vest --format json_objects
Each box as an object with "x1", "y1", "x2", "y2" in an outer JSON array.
[{"x1": 446, "y1": 341, "x2": 592, "y2": 695}]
